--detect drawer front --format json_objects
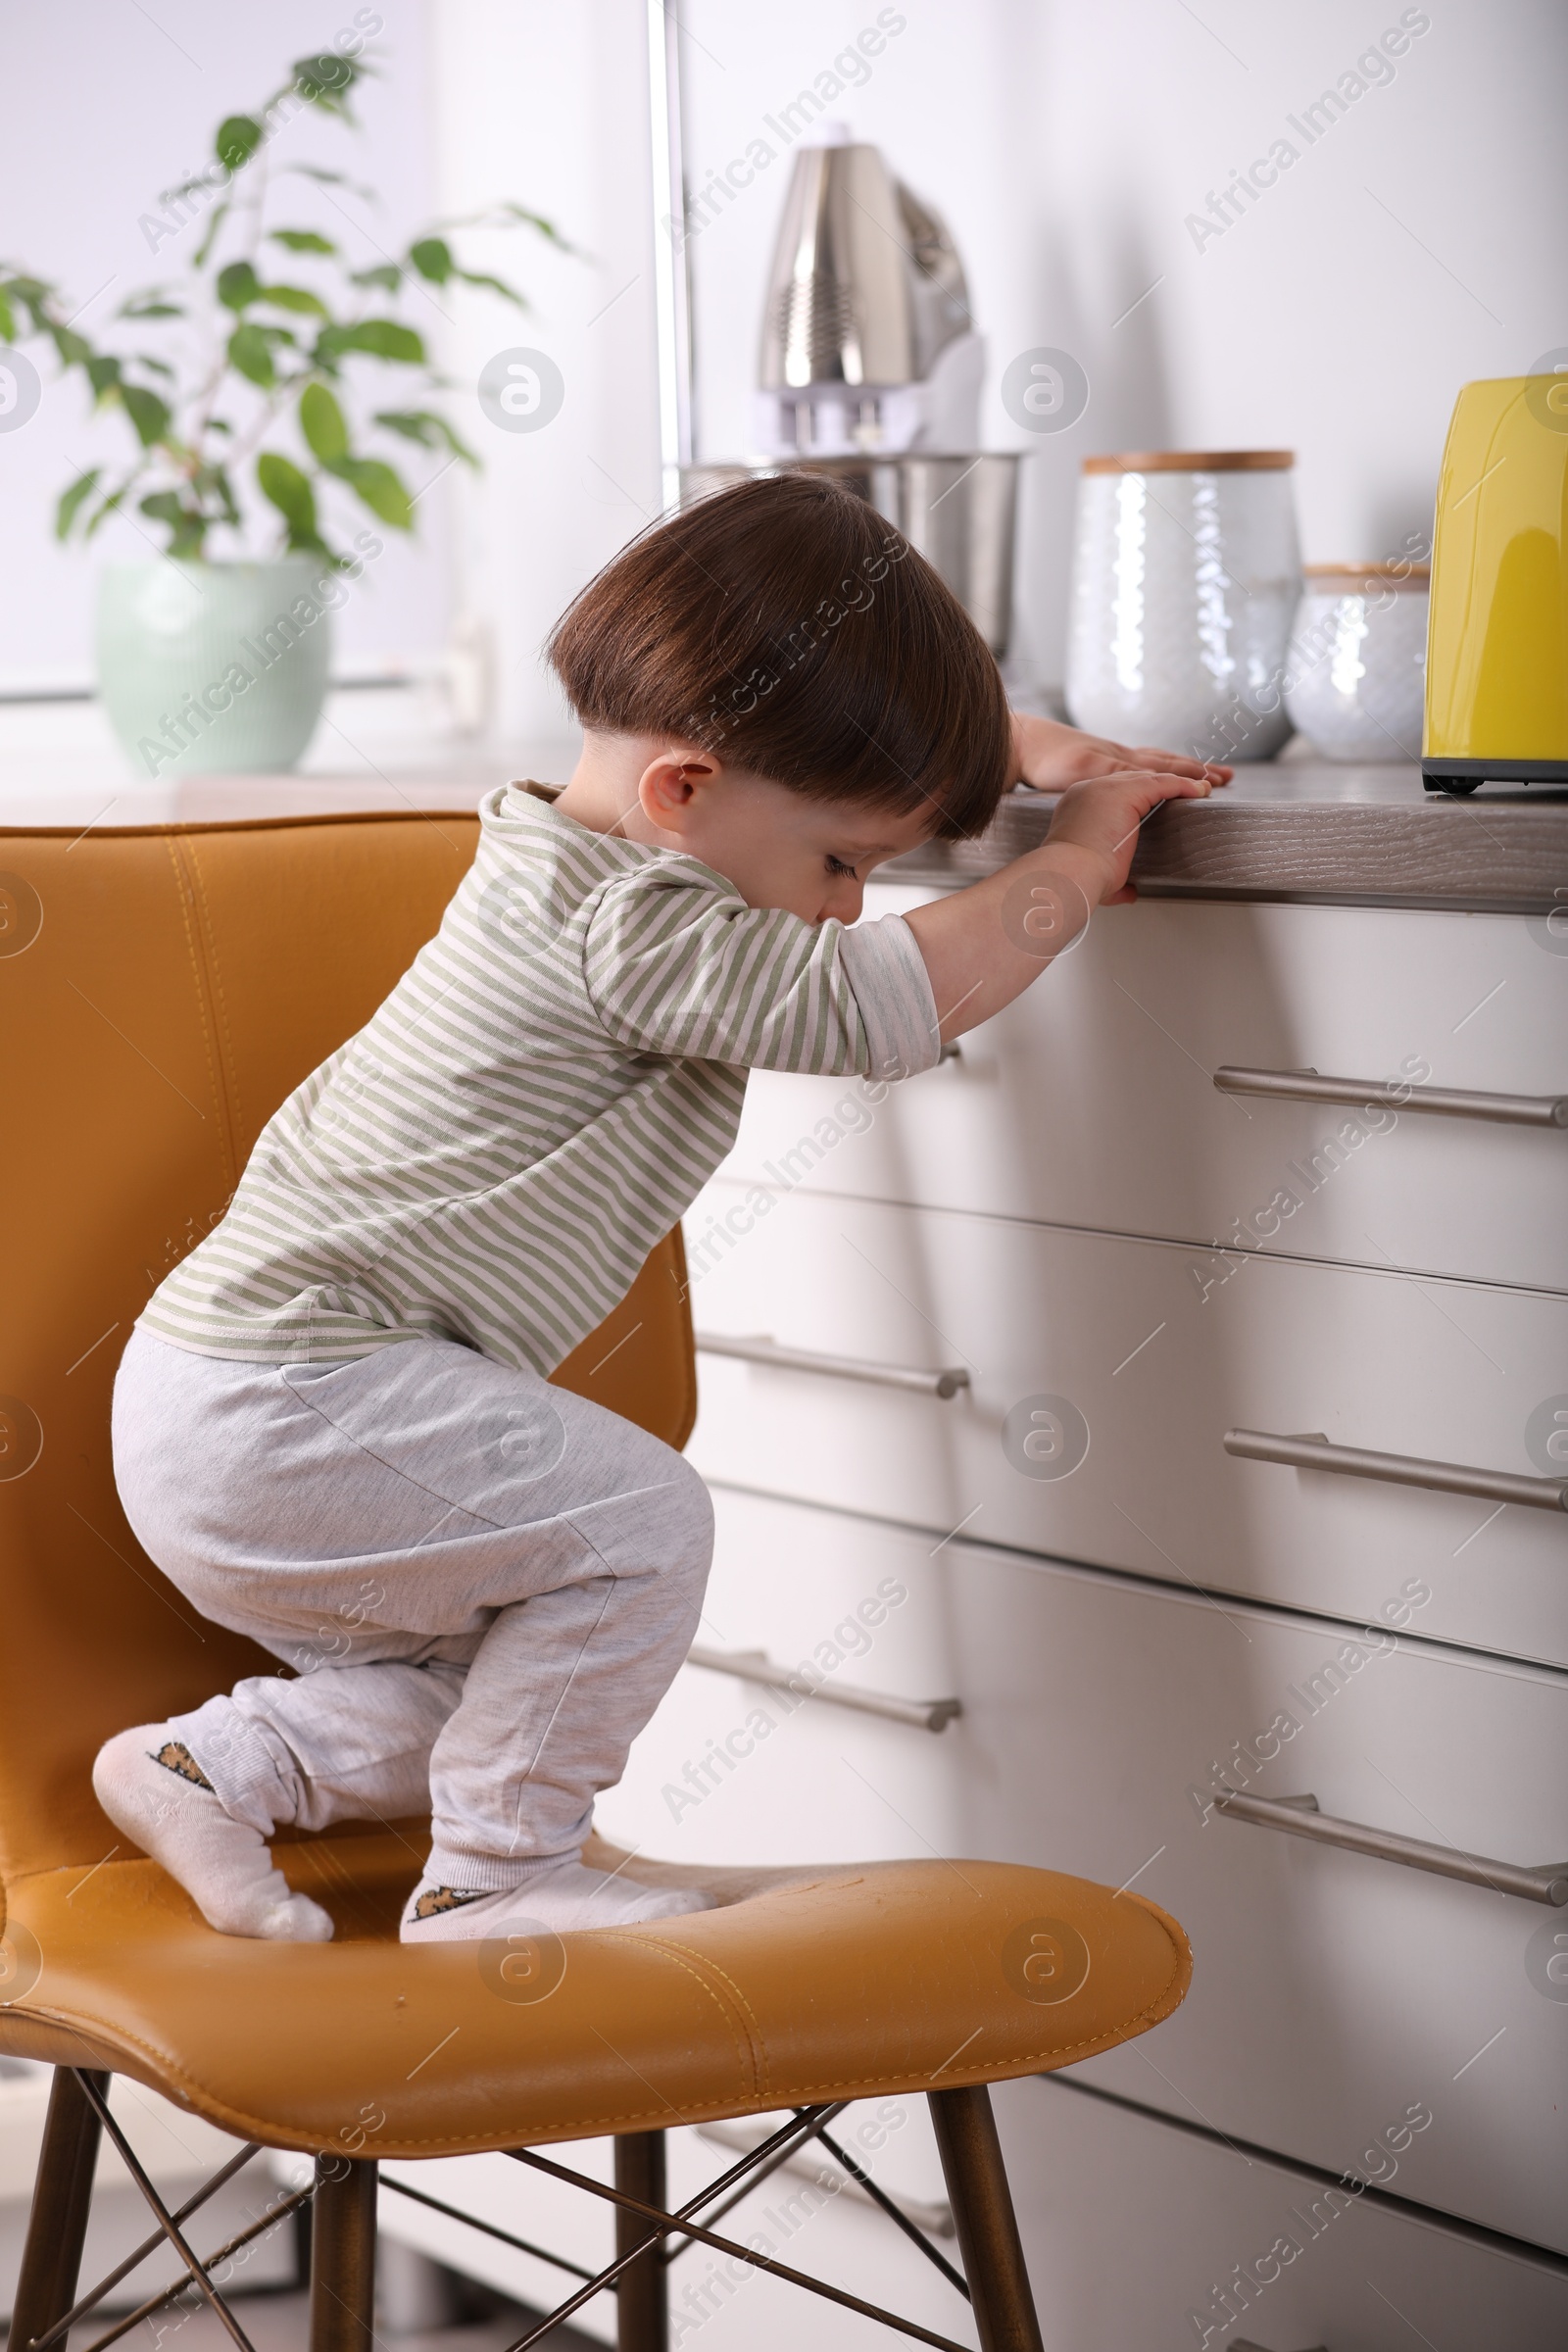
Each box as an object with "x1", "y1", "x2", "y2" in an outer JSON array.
[
  {"x1": 684, "y1": 1185, "x2": 1568, "y2": 1666},
  {"x1": 724, "y1": 888, "x2": 1568, "y2": 1293},
  {"x1": 994, "y1": 2072, "x2": 1568, "y2": 2352},
  {"x1": 602, "y1": 1490, "x2": 1568, "y2": 2254}
]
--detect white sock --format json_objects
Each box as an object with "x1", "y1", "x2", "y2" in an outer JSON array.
[
  {"x1": 92, "y1": 1725, "x2": 334, "y2": 1943},
  {"x1": 401, "y1": 1857, "x2": 715, "y2": 1943}
]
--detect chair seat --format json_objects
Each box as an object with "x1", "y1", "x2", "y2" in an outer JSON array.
[{"x1": 0, "y1": 1832, "x2": 1190, "y2": 2158}]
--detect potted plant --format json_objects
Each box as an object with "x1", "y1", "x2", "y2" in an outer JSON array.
[{"x1": 0, "y1": 38, "x2": 564, "y2": 778}]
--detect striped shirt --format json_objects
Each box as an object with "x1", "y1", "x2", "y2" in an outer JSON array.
[{"x1": 141, "y1": 782, "x2": 939, "y2": 1374}]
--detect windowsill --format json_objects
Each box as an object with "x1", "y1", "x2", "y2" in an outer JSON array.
[{"x1": 0, "y1": 688, "x2": 578, "y2": 829}]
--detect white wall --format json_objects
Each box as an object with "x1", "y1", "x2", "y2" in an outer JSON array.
[
  {"x1": 673, "y1": 0, "x2": 1568, "y2": 689},
  {"x1": 0, "y1": 0, "x2": 456, "y2": 692},
  {"x1": 427, "y1": 0, "x2": 662, "y2": 742},
  {"x1": 4, "y1": 2, "x2": 1562, "y2": 726}
]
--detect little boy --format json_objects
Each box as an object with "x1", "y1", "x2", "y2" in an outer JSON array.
[{"x1": 97, "y1": 474, "x2": 1222, "y2": 1943}]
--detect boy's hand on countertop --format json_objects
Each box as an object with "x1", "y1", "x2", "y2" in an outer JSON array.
[
  {"x1": 906, "y1": 764, "x2": 1221, "y2": 1040},
  {"x1": 1010, "y1": 708, "x2": 1232, "y2": 791},
  {"x1": 1043, "y1": 764, "x2": 1221, "y2": 907}
]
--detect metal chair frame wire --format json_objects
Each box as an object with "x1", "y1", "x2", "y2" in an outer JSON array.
[{"x1": 12, "y1": 2064, "x2": 1045, "y2": 2352}]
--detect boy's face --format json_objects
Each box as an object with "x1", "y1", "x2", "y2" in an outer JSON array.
[{"x1": 629, "y1": 752, "x2": 936, "y2": 924}]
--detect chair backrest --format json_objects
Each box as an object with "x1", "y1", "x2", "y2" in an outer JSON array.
[{"x1": 0, "y1": 813, "x2": 695, "y2": 1884}]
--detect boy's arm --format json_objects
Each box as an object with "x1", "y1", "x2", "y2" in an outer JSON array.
[
  {"x1": 904, "y1": 765, "x2": 1216, "y2": 1042},
  {"x1": 584, "y1": 875, "x2": 920, "y2": 1077}
]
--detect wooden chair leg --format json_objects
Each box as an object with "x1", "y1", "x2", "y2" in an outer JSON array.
[
  {"x1": 614, "y1": 2130, "x2": 668, "y2": 2352},
  {"x1": 310, "y1": 2154, "x2": 378, "y2": 2352},
  {"x1": 10, "y1": 2068, "x2": 110, "y2": 2352},
  {"x1": 928, "y1": 2085, "x2": 1044, "y2": 2352}
]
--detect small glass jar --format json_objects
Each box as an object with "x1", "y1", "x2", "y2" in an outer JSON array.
[
  {"x1": 1065, "y1": 450, "x2": 1301, "y2": 762},
  {"x1": 1283, "y1": 564, "x2": 1429, "y2": 761}
]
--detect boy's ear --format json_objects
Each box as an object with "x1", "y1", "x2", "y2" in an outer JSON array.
[{"x1": 636, "y1": 744, "x2": 722, "y2": 832}]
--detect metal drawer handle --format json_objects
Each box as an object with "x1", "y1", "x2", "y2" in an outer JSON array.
[
  {"x1": 695, "y1": 1332, "x2": 970, "y2": 1400},
  {"x1": 1213, "y1": 1063, "x2": 1568, "y2": 1128},
  {"x1": 686, "y1": 1643, "x2": 962, "y2": 1734},
  {"x1": 1224, "y1": 1426, "x2": 1568, "y2": 1514},
  {"x1": 1216, "y1": 1789, "x2": 1568, "y2": 1908}
]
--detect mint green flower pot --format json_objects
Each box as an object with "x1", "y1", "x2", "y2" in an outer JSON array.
[{"x1": 96, "y1": 558, "x2": 335, "y2": 778}]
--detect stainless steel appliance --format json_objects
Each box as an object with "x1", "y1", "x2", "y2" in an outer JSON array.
[
  {"x1": 750, "y1": 127, "x2": 982, "y2": 460},
  {"x1": 673, "y1": 125, "x2": 1020, "y2": 658}
]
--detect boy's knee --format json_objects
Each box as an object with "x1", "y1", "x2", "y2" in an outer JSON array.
[{"x1": 640, "y1": 1446, "x2": 713, "y2": 1581}]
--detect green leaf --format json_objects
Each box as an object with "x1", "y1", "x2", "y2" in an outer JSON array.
[
  {"x1": 194, "y1": 462, "x2": 241, "y2": 528},
  {"x1": 218, "y1": 260, "x2": 261, "y2": 311},
  {"x1": 441, "y1": 201, "x2": 576, "y2": 254},
  {"x1": 282, "y1": 165, "x2": 374, "y2": 200},
  {"x1": 300, "y1": 380, "x2": 349, "y2": 465},
  {"x1": 49, "y1": 325, "x2": 91, "y2": 368},
  {"x1": 227, "y1": 321, "x2": 276, "y2": 387},
  {"x1": 373, "y1": 407, "x2": 478, "y2": 466},
  {"x1": 139, "y1": 491, "x2": 208, "y2": 559},
  {"x1": 2, "y1": 276, "x2": 54, "y2": 332},
  {"x1": 0, "y1": 289, "x2": 14, "y2": 340},
  {"x1": 121, "y1": 383, "x2": 172, "y2": 446},
  {"x1": 455, "y1": 269, "x2": 527, "y2": 309},
  {"x1": 85, "y1": 355, "x2": 122, "y2": 399},
  {"x1": 292, "y1": 52, "x2": 364, "y2": 111},
  {"x1": 56, "y1": 468, "x2": 100, "y2": 539},
  {"x1": 271, "y1": 229, "x2": 337, "y2": 255},
  {"x1": 257, "y1": 451, "x2": 320, "y2": 547},
  {"x1": 336, "y1": 457, "x2": 413, "y2": 529},
  {"x1": 131, "y1": 354, "x2": 176, "y2": 377},
  {"x1": 501, "y1": 202, "x2": 570, "y2": 242},
  {"x1": 83, "y1": 485, "x2": 129, "y2": 540},
  {"x1": 260, "y1": 282, "x2": 329, "y2": 317},
  {"x1": 409, "y1": 237, "x2": 453, "y2": 285},
  {"x1": 216, "y1": 115, "x2": 264, "y2": 171},
  {"x1": 318, "y1": 318, "x2": 424, "y2": 365},
  {"x1": 118, "y1": 294, "x2": 183, "y2": 319},
  {"x1": 348, "y1": 264, "x2": 402, "y2": 293}
]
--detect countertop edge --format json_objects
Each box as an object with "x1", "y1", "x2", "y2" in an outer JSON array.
[{"x1": 883, "y1": 779, "x2": 1568, "y2": 915}]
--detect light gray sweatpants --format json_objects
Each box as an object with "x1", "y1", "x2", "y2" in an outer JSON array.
[{"x1": 111, "y1": 1328, "x2": 713, "y2": 1891}]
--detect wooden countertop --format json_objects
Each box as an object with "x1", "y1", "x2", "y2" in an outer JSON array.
[
  {"x1": 889, "y1": 759, "x2": 1568, "y2": 916},
  {"x1": 2, "y1": 707, "x2": 1563, "y2": 916}
]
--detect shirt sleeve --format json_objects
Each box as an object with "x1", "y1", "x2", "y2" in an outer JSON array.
[
  {"x1": 837, "y1": 912, "x2": 941, "y2": 1080},
  {"x1": 581, "y1": 865, "x2": 938, "y2": 1079}
]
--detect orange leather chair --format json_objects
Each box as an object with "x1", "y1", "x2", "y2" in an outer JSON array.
[{"x1": 0, "y1": 812, "x2": 1191, "y2": 2352}]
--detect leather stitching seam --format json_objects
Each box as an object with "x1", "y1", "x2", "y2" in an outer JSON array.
[
  {"x1": 181, "y1": 840, "x2": 243, "y2": 1152},
  {"x1": 163, "y1": 837, "x2": 234, "y2": 1192},
  {"x1": 0, "y1": 1935, "x2": 1187, "y2": 2152},
  {"x1": 589, "y1": 1936, "x2": 761, "y2": 2102},
  {"x1": 649, "y1": 1945, "x2": 771, "y2": 2106}
]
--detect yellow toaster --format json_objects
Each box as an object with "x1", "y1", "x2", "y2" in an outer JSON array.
[{"x1": 1424, "y1": 371, "x2": 1568, "y2": 793}]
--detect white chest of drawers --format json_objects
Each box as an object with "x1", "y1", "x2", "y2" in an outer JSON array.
[
  {"x1": 685, "y1": 1185, "x2": 1568, "y2": 1666},
  {"x1": 721, "y1": 890, "x2": 1568, "y2": 1295},
  {"x1": 600, "y1": 822, "x2": 1568, "y2": 2349}
]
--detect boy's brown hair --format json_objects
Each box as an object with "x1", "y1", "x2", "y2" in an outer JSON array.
[{"x1": 546, "y1": 472, "x2": 1012, "y2": 841}]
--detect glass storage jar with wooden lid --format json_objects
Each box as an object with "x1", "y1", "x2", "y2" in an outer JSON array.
[{"x1": 1065, "y1": 449, "x2": 1301, "y2": 762}]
